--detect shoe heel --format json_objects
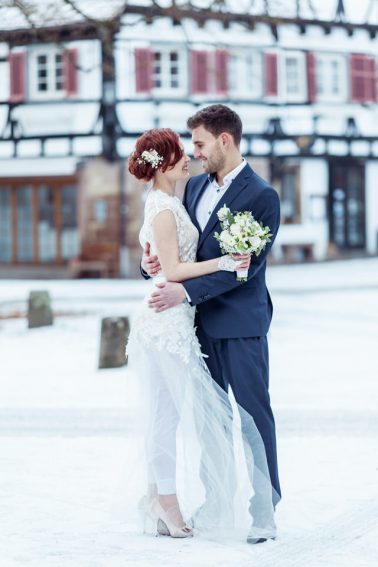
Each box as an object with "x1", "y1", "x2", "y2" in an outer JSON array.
[{"x1": 157, "y1": 518, "x2": 170, "y2": 536}]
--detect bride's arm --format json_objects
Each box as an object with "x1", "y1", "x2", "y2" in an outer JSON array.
[{"x1": 152, "y1": 210, "x2": 235, "y2": 282}]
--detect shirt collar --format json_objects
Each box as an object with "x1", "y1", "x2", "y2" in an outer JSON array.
[{"x1": 207, "y1": 158, "x2": 247, "y2": 188}]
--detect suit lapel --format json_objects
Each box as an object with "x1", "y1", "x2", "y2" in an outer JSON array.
[
  {"x1": 186, "y1": 175, "x2": 209, "y2": 234},
  {"x1": 197, "y1": 164, "x2": 253, "y2": 251}
]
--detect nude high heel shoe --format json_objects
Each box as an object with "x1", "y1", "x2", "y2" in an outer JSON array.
[{"x1": 151, "y1": 499, "x2": 193, "y2": 538}]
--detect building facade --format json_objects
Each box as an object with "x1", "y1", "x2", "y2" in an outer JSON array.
[{"x1": 0, "y1": 1, "x2": 377, "y2": 277}]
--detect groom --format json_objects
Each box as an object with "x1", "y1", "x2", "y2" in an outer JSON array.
[{"x1": 142, "y1": 104, "x2": 281, "y2": 543}]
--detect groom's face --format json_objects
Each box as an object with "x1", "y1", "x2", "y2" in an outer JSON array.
[{"x1": 191, "y1": 126, "x2": 226, "y2": 174}]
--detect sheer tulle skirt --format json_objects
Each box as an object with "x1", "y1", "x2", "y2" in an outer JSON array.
[{"x1": 118, "y1": 294, "x2": 278, "y2": 541}]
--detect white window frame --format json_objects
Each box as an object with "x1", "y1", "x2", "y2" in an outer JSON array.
[
  {"x1": 228, "y1": 49, "x2": 262, "y2": 99},
  {"x1": 29, "y1": 47, "x2": 66, "y2": 100},
  {"x1": 281, "y1": 51, "x2": 307, "y2": 103},
  {"x1": 315, "y1": 53, "x2": 347, "y2": 103},
  {"x1": 151, "y1": 45, "x2": 187, "y2": 97}
]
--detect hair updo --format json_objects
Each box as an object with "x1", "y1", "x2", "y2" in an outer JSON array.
[{"x1": 128, "y1": 128, "x2": 184, "y2": 182}]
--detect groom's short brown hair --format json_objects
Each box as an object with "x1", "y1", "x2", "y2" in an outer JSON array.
[{"x1": 187, "y1": 104, "x2": 242, "y2": 146}]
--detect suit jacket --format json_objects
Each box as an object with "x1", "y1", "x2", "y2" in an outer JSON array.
[{"x1": 182, "y1": 163, "x2": 280, "y2": 338}]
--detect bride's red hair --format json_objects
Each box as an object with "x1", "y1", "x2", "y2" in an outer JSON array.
[{"x1": 128, "y1": 128, "x2": 183, "y2": 182}]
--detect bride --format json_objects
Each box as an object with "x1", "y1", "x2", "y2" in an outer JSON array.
[{"x1": 126, "y1": 128, "x2": 276, "y2": 541}]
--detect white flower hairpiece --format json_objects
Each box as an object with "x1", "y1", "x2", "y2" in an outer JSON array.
[{"x1": 137, "y1": 149, "x2": 164, "y2": 169}]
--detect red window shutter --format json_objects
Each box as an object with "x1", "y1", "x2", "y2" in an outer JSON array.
[
  {"x1": 215, "y1": 49, "x2": 228, "y2": 95},
  {"x1": 306, "y1": 52, "x2": 316, "y2": 103},
  {"x1": 135, "y1": 48, "x2": 152, "y2": 93},
  {"x1": 9, "y1": 52, "x2": 26, "y2": 102},
  {"x1": 367, "y1": 57, "x2": 377, "y2": 102},
  {"x1": 264, "y1": 53, "x2": 278, "y2": 97},
  {"x1": 191, "y1": 51, "x2": 209, "y2": 94},
  {"x1": 351, "y1": 54, "x2": 376, "y2": 103},
  {"x1": 64, "y1": 48, "x2": 78, "y2": 96}
]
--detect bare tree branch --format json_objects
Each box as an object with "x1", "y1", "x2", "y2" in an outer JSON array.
[{"x1": 10, "y1": 0, "x2": 36, "y2": 29}]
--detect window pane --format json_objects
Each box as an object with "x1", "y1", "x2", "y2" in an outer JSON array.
[
  {"x1": 0, "y1": 187, "x2": 12, "y2": 262},
  {"x1": 37, "y1": 55, "x2": 47, "y2": 66},
  {"x1": 61, "y1": 186, "x2": 79, "y2": 260},
  {"x1": 55, "y1": 53, "x2": 64, "y2": 91},
  {"x1": 153, "y1": 51, "x2": 162, "y2": 88},
  {"x1": 286, "y1": 57, "x2": 299, "y2": 94},
  {"x1": 281, "y1": 171, "x2": 297, "y2": 221},
  {"x1": 169, "y1": 51, "x2": 180, "y2": 89},
  {"x1": 331, "y1": 60, "x2": 340, "y2": 94},
  {"x1": 38, "y1": 185, "x2": 56, "y2": 262},
  {"x1": 16, "y1": 186, "x2": 33, "y2": 261}
]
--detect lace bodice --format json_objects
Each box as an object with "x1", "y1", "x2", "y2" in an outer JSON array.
[
  {"x1": 139, "y1": 189, "x2": 199, "y2": 267},
  {"x1": 128, "y1": 189, "x2": 203, "y2": 364}
]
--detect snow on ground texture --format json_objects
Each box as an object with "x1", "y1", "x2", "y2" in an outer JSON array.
[{"x1": 0, "y1": 258, "x2": 377, "y2": 567}]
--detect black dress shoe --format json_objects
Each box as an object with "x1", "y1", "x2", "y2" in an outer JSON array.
[{"x1": 247, "y1": 536, "x2": 276, "y2": 544}]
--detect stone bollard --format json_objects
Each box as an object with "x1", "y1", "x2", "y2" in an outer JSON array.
[
  {"x1": 27, "y1": 291, "x2": 54, "y2": 329},
  {"x1": 98, "y1": 316, "x2": 130, "y2": 369}
]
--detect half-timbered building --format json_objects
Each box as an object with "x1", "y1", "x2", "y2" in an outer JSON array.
[{"x1": 0, "y1": 0, "x2": 377, "y2": 277}]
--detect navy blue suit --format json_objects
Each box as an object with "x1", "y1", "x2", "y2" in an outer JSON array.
[{"x1": 182, "y1": 163, "x2": 281, "y2": 505}]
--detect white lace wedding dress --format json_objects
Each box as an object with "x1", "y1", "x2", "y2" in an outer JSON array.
[{"x1": 125, "y1": 189, "x2": 277, "y2": 540}]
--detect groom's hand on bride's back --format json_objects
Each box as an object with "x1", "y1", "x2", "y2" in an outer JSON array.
[
  {"x1": 142, "y1": 242, "x2": 161, "y2": 277},
  {"x1": 148, "y1": 282, "x2": 186, "y2": 313}
]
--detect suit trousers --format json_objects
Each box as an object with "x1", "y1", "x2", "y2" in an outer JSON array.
[{"x1": 196, "y1": 327, "x2": 281, "y2": 509}]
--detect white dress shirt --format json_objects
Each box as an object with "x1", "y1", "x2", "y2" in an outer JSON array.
[
  {"x1": 196, "y1": 158, "x2": 247, "y2": 231},
  {"x1": 184, "y1": 158, "x2": 247, "y2": 304}
]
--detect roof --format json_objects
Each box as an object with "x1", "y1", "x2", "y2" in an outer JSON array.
[
  {"x1": 0, "y1": 0, "x2": 376, "y2": 33},
  {"x1": 0, "y1": 0, "x2": 127, "y2": 31}
]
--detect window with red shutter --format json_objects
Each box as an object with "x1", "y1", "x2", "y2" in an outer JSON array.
[
  {"x1": 191, "y1": 51, "x2": 209, "y2": 94},
  {"x1": 351, "y1": 54, "x2": 377, "y2": 103},
  {"x1": 64, "y1": 48, "x2": 78, "y2": 96},
  {"x1": 135, "y1": 48, "x2": 152, "y2": 93},
  {"x1": 264, "y1": 53, "x2": 278, "y2": 97},
  {"x1": 9, "y1": 52, "x2": 26, "y2": 103}
]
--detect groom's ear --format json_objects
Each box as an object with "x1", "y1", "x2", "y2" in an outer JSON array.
[{"x1": 220, "y1": 132, "x2": 232, "y2": 148}]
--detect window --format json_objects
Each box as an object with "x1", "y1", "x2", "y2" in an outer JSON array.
[
  {"x1": 61, "y1": 185, "x2": 79, "y2": 260},
  {"x1": 134, "y1": 46, "x2": 186, "y2": 95},
  {"x1": 315, "y1": 54, "x2": 347, "y2": 102},
  {"x1": 30, "y1": 49, "x2": 66, "y2": 99},
  {"x1": 0, "y1": 187, "x2": 12, "y2": 262},
  {"x1": 16, "y1": 186, "x2": 33, "y2": 261},
  {"x1": 36, "y1": 53, "x2": 64, "y2": 93},
  {"x1": 282, "y1": 52, "x2": 306, "y2": 102},
  {"x1": 229, "y1": 50, "x2": 262, "y2": 99},
  {"x1": 38, "y1": 185, "x2": 56, "y2": 262},
  {"x1": 0, "y1": 179, "x2": 78, "y2": 265},
  {"x1": 153, "y1": 51, "x2": 178, "y2": 89},
  {"x1": 29, "y1": 47, "x2": 78, "y2": 99},
  {"x1": 271, "y1": 163, "x2": 301, "y2": 224},
  {"x1": 152, "y1": 49, "x2": 185, "y2": 94}
]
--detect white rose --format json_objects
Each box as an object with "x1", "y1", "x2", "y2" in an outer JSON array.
[
  {"x1": 217, "y1": 205, "x2": 230, "y2": 221},
  {"x1": 230, "y1": 223, "x2": 242, "y2": 235},
  {"x1": 220, "y1": 230, "x2": 231, "y2": 243},
  {"x1": 250, "y1": 236, "x2": 262, "y2": 249}
]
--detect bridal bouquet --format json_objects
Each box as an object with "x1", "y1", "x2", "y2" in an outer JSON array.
[{"x1": 214, "y1": 205, "x2": 272, "y2": 281}]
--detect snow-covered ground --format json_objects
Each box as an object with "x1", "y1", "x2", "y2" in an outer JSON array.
[{"x1": 0, "y1": 258, "x2": 378, "y2": 567}]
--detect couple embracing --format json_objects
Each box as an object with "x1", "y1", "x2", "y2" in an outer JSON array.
[{"x1": 126, "y1": 104, "x2": 281, "y2": 544}]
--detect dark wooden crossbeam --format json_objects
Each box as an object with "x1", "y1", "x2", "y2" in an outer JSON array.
[
  {"x1": 0, "y1": 19, "x2": 120, "y2": 45},
  {"x1": 121, "y1": 3, "x2": 378, "y2": 37}
]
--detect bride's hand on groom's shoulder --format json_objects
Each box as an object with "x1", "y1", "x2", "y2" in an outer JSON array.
[
  {"x1": 142, "y1": 242, "x2": 161, "y2": 277},
  {"x1": 148, "y1": 282, "x2": 186, "y2": 313}
]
